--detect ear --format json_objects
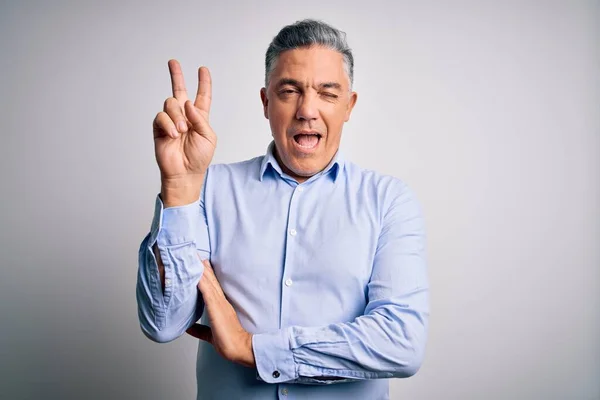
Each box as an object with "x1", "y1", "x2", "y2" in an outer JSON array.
[
  {"x1": 344, "y1": 91, "x2": 358, "y2": 122},
  {"x1": 260, "y1": 88, "x2": 269, "y2": 119}
]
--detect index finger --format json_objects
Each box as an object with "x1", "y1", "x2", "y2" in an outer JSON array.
[{"x1": 168, "y1": 59, "x2": 189, "y2": 104}]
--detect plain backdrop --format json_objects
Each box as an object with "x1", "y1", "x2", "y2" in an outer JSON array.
[{"x1": 0, "y1": 1, "x2": 598, "y2": 399}]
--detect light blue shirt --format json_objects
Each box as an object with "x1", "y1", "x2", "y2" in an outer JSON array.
[{"x1": 137, "y1": 142, "x2": 429, "y2": 400}]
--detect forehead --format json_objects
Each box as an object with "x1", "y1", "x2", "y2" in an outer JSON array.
[{"x1": 271, "y1": 46, "x2": 348, "y2": 86}]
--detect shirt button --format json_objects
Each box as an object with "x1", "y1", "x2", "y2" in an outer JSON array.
[
  {"x1": 281, "y1": 387, "x2": 289, "y2": 396},
  {"x1": 285, "y1": 278, "x2": 293, "y2": 287},
  {"x1": 272, "y1": 370, "x2": 280, "y2": 379},
  {"x1": 289, "y1": 228, "x2": 297, "y2": 236},
  {"x1": 297, "y1": 186, "x2": 304, "y2": 192},
  {"x1": 164, "y1": 279, "x2": 172, "y2": 286}
]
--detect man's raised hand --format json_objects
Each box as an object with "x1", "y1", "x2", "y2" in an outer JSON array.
[{"x1": 153, "y1": 59, "x2": 216, "y2": 207}]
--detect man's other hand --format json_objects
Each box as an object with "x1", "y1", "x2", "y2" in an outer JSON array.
[{"x1": 186, "y1": 258, "x2": 256, "y2": 368}]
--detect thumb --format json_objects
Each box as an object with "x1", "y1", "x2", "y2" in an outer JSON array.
[
  {"x1": 184, "y1": 100, "x2": 211, "y2": 136},
  {"x1": 186, "y1": 324, "x2": 213, "y2": 343}
]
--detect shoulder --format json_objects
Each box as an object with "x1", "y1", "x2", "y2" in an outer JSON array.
[
  {"x1": 343, "y1": 161, "x2": 413, "y2": 200},
  {"x1": 343, "y1": 161, "x2": 423, "y2": 222},
  {"x1": 206, "y1": 155, "x2": 264, "y2": 180}
]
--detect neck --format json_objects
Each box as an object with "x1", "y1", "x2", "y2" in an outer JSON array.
[{"x1": 272, "y1": 146, "x2": 311, "y2": 183}]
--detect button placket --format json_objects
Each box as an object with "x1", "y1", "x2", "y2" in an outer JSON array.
[{"x1": 280, "y1": 187, "x2": 301, "y2": 330}]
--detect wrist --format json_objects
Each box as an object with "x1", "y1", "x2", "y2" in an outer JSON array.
[
  {"x1": 240, "y1": 333, "x2": 256, "y2": 368},
  {"x1": 160, "y1": 174, "x2": 204, "y2": 208}
]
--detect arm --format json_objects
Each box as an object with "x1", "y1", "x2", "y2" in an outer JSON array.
[
  {"x1": 252, "y1": 184, "x2": 429, "y2": 383},
  {"x1": 137, "y1": 58, "x2": 217, "y2": 343},
  {"x1": 136, "y1": 189, "x2": 210, "y2": 343}
]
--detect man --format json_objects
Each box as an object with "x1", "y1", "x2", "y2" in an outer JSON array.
[{"x1": 137, "y1": 19, "x2": 429, "y2": 399}]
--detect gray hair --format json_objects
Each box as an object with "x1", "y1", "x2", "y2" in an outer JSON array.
[{"x1": 265, "y1": 19, "x2": 354, "y2": 89}]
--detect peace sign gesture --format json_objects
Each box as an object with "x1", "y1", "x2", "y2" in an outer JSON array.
[{"x1": 153, "y1": 60, "x2": 217, "y2": 207}]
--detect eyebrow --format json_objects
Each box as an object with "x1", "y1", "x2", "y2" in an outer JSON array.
[
  {"x1": 275, "y1": 78, "x2": 301, "y2": 88},
  {"x1": 275, "y1": 78, "x2": 342, "y2": 91},
  {"x1": 320, "y1": 82, "x2": 342, "y2": 90}
]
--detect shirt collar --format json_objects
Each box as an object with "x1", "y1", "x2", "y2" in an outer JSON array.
[{"x1": 259, "y1": 141, "x2": 344, "y2": 183}]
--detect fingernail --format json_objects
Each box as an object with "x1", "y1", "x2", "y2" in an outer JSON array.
[
  {"x1": 171, "y1": 128, "x2": 179, "y2": 138},
  {"x1": 178, "y1": 121, "x2": 187, "y2": 132}
]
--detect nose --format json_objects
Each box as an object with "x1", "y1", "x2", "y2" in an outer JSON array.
[{"x1": 295, "y1": 93, "x2": 319, "y2": 121}]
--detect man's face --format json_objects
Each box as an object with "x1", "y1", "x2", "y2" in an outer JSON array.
[{"x1": 261, "y1": 46, "x2": 357, "y2": 182}]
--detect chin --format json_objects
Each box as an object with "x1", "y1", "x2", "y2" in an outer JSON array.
[{"x1": 289, "y1": 161, "x2": 322, "y2": 177}]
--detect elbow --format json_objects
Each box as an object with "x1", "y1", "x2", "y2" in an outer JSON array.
[
  {"x1": 141, "y1": 324, "x2": 182, "y2": 344},
  {"x1": 136, "y1": 278, "x2": 184, "y2": 343},
  {"x1": 391, "y1": 340, "x2": 426, "y2": 378},
  {"x1": 394, "y1": 352, "x2": 423, "y2": 378},
  {"x1": 136, "y1": 290, "x2": 200, "y2": 344},
  {"x1": 137, "y1": 298, "x2": 185, "y2": 343}
]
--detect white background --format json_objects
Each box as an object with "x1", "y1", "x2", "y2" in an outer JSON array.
[{"x1": 0, "y1": 1, "x2": 598, "y2": 399}]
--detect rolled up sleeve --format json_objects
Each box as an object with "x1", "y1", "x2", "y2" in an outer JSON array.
[{"x1": 136, "y1": 192, "x2": 210, "y2": 343}]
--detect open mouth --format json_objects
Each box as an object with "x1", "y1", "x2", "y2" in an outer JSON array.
[{"x1": 293, "y1": 133, "x2": 322, "y2": 150}]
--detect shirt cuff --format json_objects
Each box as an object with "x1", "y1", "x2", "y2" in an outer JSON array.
[
  {"x1": 252, "y1": 328, "x2": 297, "y2": 383},
  {"x1": 149, "y1": 194, "x2": 201, "y2": 247}
]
